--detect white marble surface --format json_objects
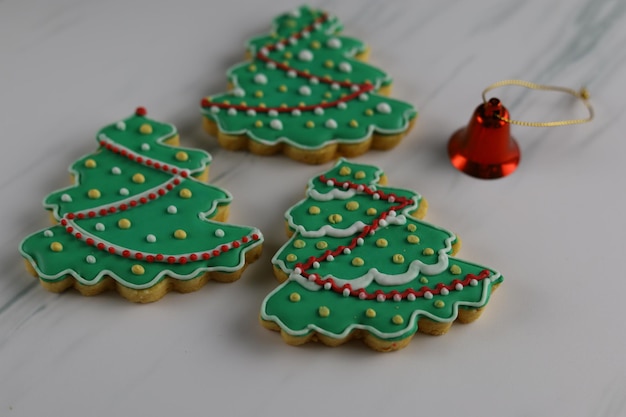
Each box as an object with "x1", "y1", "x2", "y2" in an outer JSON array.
[{"x1": 2, "y1": 0, "x2": 625, "y2": 415}]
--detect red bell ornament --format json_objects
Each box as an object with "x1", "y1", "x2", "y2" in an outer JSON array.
[
  {"x1": 448, "y1": 98, "x2": 520, "y2": 179},
  {"x1": 447, "y1": 80, "x2": 594, "y2": 180}
]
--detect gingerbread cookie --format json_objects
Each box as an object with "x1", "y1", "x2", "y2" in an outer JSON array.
[
  {"x1": 20, "y1": 108, "x2": 263, "y2": 303},
  {"x1": 201, "y1": 6, "x2": 417, "y2": 164},
  {"x1": 260, "y1": 159, "x2": 502, "y2": 351}
]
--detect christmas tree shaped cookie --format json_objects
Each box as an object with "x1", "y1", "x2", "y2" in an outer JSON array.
[
  {"x1": 20, "y1": 108, "x2": 263, "y2": 303},
  {"x1": 201, "y1": 5, "x2": 417, "y2": 164},
  {"x1": 260, "y1": 159, "x2": 502, "y2": 351}
]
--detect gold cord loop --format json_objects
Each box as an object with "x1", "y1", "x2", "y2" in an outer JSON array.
[{"x1": 481, "y1": 79, "x2": 594, "y2": 127}]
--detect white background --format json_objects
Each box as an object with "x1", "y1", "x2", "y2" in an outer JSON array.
[{"x1": 2, "y1": 0, "x2": 625, "y2": 416}]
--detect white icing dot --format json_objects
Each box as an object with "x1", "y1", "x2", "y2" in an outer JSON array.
[
  {"x1": 291, "y1": 109, "x2": 301, "y2": 116},
  {"x1": 228, "y1": 108, "x2": 237, "y2": 116},
  {"x1": 111, "y1": 167, "x2": 121, "y2": 175},
  {"x1": 98, "y1": 133, "x2": 107, "y2": 141},
  {"x1": 376, "y1": 294, "x2": 385, "y2": 302},
  {"x1": 407, "y1": 293, "x2": 416, "y2": 301},
  {"x1": 275, "y1": 43, "x2": 285, "y2": 51},
  {"x1": 268, "y1": 110, "x2": 278, "y2": 117},
  {"x1": 331, "y1": 83, "x2": 340, "y2": 90},
  {"x1": 470, "y1": 279, "x2": 478, "y2": 286},
  {"x1": 43, "y1": 230, "x2": 54, "y2": 237},
  {"x1": 343, "y1": 288, "x2": 350, "y2": 297},
  {"x1": 337, "y1": 102, "x2": 347, "y2": 110},
  {"x1": 441, "y1": 288, "x2": 450, "y2": 296},
  {"x1": 455, "y1": 283, "x2": 464, "y2": 291},
  {"x1": 358, "y1": 292, "x2": 367, "y2": 300},
  {"x1": 214, "y1": 229, "x2": 225, "y2": 238},
  {"x1": 314, "y1": 107, "x2": 324, "y2": 115},
  {"x1": 357, "y1": 238, "x2": 364, "y2": 246},
  {"x1": 95, "y1": 223, "x2": 105, "y2": 232},
  {"x1": 259, "y1": 47, "x2": 269, "y2": 56},
  {"x1": 146, "y1": 234, "x2": 157, "y2": 243},
  {"x1": 326, "y1": 38, "x2": 342, "y2": 49},
  {"x1": 299, "y1": 86, "x2": 311, "y2": 96},
  {"x1": 343, "y1": 248, "x2": 351, "y2": 255},
  {"x1": 309, "y1": 77, "x2": 319, "y2": 85},
  {"x1": 376, "y1": 102, "x2": 392, "y2": 114},
  {"x1": 167, "y1": 205, "x2": 178, "y2": 214},
  {"x1": 254, "y1": 73, "x2": 268, "y2": 85},
  {"x1": 85, "y1": 255, "x2": 96, "y2": 264},
  {"x1": 289, "y1": 9, "x2": 300, "y2": 17},
  {"x1": 294, "y1": 267, "x2": 302, "y2": 275},
  {"x1": 298, "y1": 49, "x2": 314, "y2": 61},
  {"x1": 359, "y1": 94, "x2": 369, "y2": 101},
  {"x1": 210, "y1": 106, "x2": 220, "y2": 114},
  {"x1": 351, "y1": 85, "x2": 360, "y2": 92},
  {"x1": 325, "y1": 119, "x2": 337, "y2": 129},
  {"x1": 326, "y1": 180, "x2": 334, "y2": 186},
  {"x1": 61, "y1": 194, "x2": 72, "y2": 203},
  {"x1": 119, "y1": 188, "x2": 129, "y2": 196},
  {"x1": 247, "y1": 109, "x2": 256, "y2": 116},
  {"x1": 388, "y1": 196, "x2": 396, "y2": 203},
  {"x1": 287, "y1": 70, "x2": 297, "y2": 78},
  {"x1": 424, "y1": 291, "x2": 433, "y2": 300},
  {"x1": 233, "y1": 88, "x2": 245, "y2": 97},
  {"x1": 339, "y1": 62, "x2": 352, "y2": 73},
  {"x1": 141, "y1": 143, "x2": 150, "y2": 151},
  {"x1": 379, "y1": 219, "x2": 388, "y2": 227},
  {"x1": 393, "y1": 294, "x2": 402, "y2": 302},
  {"x1": 307, "y1": 273, "x2": 316, "y2": 281},
  {"x1": 373, "y1": 193, "x2": 381, "y2": 200},
  {"x1": 116, "y1": 121, "x2": 126, "y2": 131},
  {"x1": 270, "y1": 119, "x2": 283, "y2": 130},
  {"x1": 266, "y1": 62, "x2": 276, "y2": 70},
  {"x1": 327, "y1": 255, "x2": 334, "y2": 262},
  {"x1": 388, "y1": 210, "x2": 397, "y2": 217},
  {"x1": 322, "y1": 282, "x2": 331, "y2": 290},
  {"x1": 313, "y1": 261, "x2": 320, "y2": 269},
  {"x1": 301, "y1": 31, "x2": 310, "y2": 39},
  {"x1": 288, "y1": 37, "x2": 298, "y2": 46}
]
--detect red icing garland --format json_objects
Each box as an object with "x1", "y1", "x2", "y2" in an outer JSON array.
[
  {"x1": 200, "y1": 12, "x2": 375, "y2": 113},
  {"x1": 292, "y1": 175, "x2": 491, "y2": 301},
  {"x1": 58, "y1": 127, "x2": 260, "y2": 264}
]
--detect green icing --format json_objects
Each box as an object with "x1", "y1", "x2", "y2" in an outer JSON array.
[
  {"x1": 201, "y1": 5, "x2": 416, "y2": 150},
  {"x1": 261, "y1": 159, "x2": 502, "y2": 341},
  {"x1": 20, "y1": 110, "x2": 263, "y2": 289}
]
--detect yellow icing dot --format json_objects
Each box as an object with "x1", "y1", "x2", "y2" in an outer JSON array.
[
  {"x1": 174, "y1": 229, "x2": 187, "y2": 240},
  {"x1": 289, "y1": 292, "x2": 301, "y2": 302},
  {"x1": 258, "y1": 103, "x2": 267, "y2": 108},
  {"x1": 254, "y1": 120, "x2": 264, "y2": 128},
  {"x1": 407, "y1": 224, "x2": 417, "y2": 232},
  {"x1": 366, "y1": 208, "x2": 378, "y2": 216},
  {"x1": 305, "y1": 121, "x2": 315, "y2": 128},
  {"x1": 286, "y1": 19, "x2": 297, "y2": 27},
  {"x1": 324, "y1": 91, "x2": 333, "y2": 98},
  {"x1": 299, "y1": 102, "x2": 306, "y2": 108},
  {"x1": 203, "y1": 97, "x2": 211, "y2": 103},
  {"x1": 340, "y1": 93, "x2": 347, "y2": 98},
  {"x1": 344, "y1": 78, "x2": 351, "y2": 83},
  {"x1": 392, "y1": 315, "x2": 404, "y2": 325},
  {"x1": 293, "y1": 239, "x2": 306, "y2": 249},
  {"x1": 131, "y1": 265, "x2": 145, "y2": 275},
  {"x1": 282, "y1": 61, "x2": 289, "y2": 66},
  {"x1": 328, "y1": 214, "x2": 343, "y2": 224},
  {"x1": 240, "y1": 101, "x2": 247, "y2": 107},
  {"x1": 349, "y1": 120, "x2": 359, "y2": 128},
  {"x1": 179, "y1": 188, "x2": 192, "y2": 199},
  {"x1": 283, "y1": 51, "x2": 293, "y2": 59},
  {"x1": 365, "y1": 308, "x2": 377, "y2": 318},
  {"x1": 419, "y1": 276, "x2": 429, "y2": 284},
  {"x1": 254, "y1": 90, "x2": 264, "y2": 98},
  {"x1": 392, "y1": 254, "x2": 405, "y2": 264},
  {"x1": 407, "y1": 235, "x2": 420, "y2": 244},
  {"x1": 278, "y1": 85, "x2": 288, "y2": 92},
  {"x1": 365, "y1": 109, "x2": 374, "y2": 116},
  {"x1": 139, "y1": 123, "x2": 153, "y2": 135},
  {"x1": 434, "y1": 300, "x2": 445, "y2": 308},
  {"x1": 316, "y1": 241, "x2": 328, "y2": 250},
  {"x1": 222, "y1": 100, "x2": 231, "y2": 105},
  {"x1": 84, "y1": 159, "x2": 97, "y2": 168},
  {"x1": 339, "y1": 166, "x2": 351, "y2": 176},
  {"x1": 87, "y1": 189, "x2": 101, "y2": 199},
  {"x1": 318, "y1": 306, "x2": 330, "y2": 317},
  {"x1": 132, "y1": 173, "x2": 145, "y2": 184},
  {"x1": 324, "y1": 60, "x2": 334, "y2": 68},
  {"x1": 286, "y1": 254, "x2": 297, "y2": 262},
  {"x1": 303, "y1": 69, "x2": 310, "y2": 75},
  {"x1": 118, "y1": 219, "x2": 132, "y2": 229},
  {"x1": 248, "y1": 64, "x2": 257, "y2": 72},
  {"x1": 50, "y1": 242, "x2": 63, "y2": 252},
  {"x1": 376, "y1": 238, "x2": 388, "y2": 248},
  {"x1": 345, "y1": 201, "x2": 359, "y2": 211},
  {"x1": 450, "y1": 265, "x2": 462, "y2": 275},
  {"x1": 351, "y1": 257, "x2": 365, "y2": 267},
  {"x1": 323, "y1": 74, "x2": 332, "y2": 81},
  {"x1": 308, "y1": 206, "x2": 321, "y2": 215},
  {"x1": 280, "y1": 103, "x2": 288, "y2": 108},
  {"x1": 355, "y1": 170, "x2": 366, "y2": 179},
  {"x1": 423, "y1": 248, "x2": 435, "y2": 256},
  {"x1": 175, "y1": 151, "x2": 189, "y2": 162},
  {"x1": 311, "y1": 40, "x2": 321, "y2": 49}
]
